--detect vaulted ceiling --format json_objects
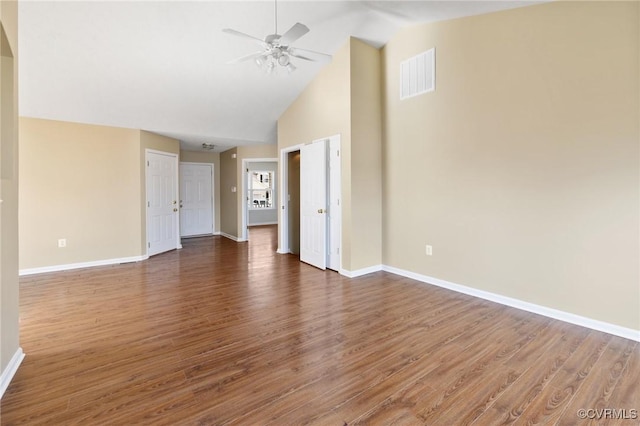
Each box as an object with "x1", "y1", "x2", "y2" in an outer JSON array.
[{"x1": 19, "y1": 1, "x2": 539, "y2": 152}]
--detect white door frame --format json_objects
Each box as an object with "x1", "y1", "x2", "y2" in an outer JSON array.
[
  {"x1": 327, "y1": 135, "x2": 341, "y2": 271},
  {"x1": 240, "y1": 157, "x2": 278, "y2": 241},
  {"x1": 278, "y1": 144, "x2": 304, "y2": 254},
  {"x1": 179, "y1": 161, "x2": 215, "y2": 237},
  {"x1": 278, "y1": 135, "x2": 341, "y2": 272},
  {"x1": 145, "y1": 149, "x2": 181, "y2": 256}
]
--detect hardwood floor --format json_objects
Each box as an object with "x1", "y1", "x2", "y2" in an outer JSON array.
[{"x1": 2, "y1": 225, "x2": 638, "y2": 425}]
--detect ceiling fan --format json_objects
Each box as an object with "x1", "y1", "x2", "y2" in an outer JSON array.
[{"x1": 223, "y1": 0, "x2": 331, "y2": 74}]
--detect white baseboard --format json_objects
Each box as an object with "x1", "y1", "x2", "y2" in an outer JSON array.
[
  {"x1": 0, "y1": 347, "x2": 24, "y2": 399},
  {"x1": 181, "y1": 232, "x2": 218, "y2": 239},
  {"x1": 382, "y1": 265, "x2": 640, "y2": 342},
  {"x1": 340, "y1": 264, "x2": 383, "y2": 278},
  {"x1": 19, "y1": 255, "x2": 149, "y2": 276},
  {"x1": 220, "y1": 232, "x2": 246, "y2": 243}
]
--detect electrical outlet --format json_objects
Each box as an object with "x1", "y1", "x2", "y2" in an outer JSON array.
[
  {"x1": 58, "y1": 239, "x2": 67, "y2": 248},
  {"x1": 425, "y1": 244, "x2": 432, "y2": 256}
]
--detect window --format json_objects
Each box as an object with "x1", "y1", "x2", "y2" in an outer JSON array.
[{"x1": 248, "y1": 171, "x2": 274, "y2": 209}]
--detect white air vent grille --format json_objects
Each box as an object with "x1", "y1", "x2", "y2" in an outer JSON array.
[{"x1": 400, "y1": 48, "x2": 435, "y2": 100}]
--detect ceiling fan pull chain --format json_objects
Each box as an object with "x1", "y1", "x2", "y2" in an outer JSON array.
[{"x1": 274, "y1": 0, "x2": 278, "y2": 35}]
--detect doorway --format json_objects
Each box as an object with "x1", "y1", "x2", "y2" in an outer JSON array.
[
  {"x1": 240, "y1": 158, "x2": 277, "y2": 241},
  {"x1": 279, "y1": 135, "x2": 341, "y2": 272}
]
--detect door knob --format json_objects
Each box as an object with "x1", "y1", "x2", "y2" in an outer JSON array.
[
  {"x1": 317, "y1": 208, "x2": 324, "y2": 214},
  {"x1": 173, "y1": 208, "x2": 178, "y2": 212}
]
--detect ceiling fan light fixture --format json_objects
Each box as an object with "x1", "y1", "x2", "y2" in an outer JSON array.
[
  {"x1": 286, "y1": 63, "x2": 296, "y2": 73},
  {"x1": 277, "y1": 54, "x2": 289, "y2": 66},
  {"x1": 255, "y1": 55, "x2": 266, "y2": 67},
  {"x1": 266, "y1": 61, "x2": 275, "y2": 74}
]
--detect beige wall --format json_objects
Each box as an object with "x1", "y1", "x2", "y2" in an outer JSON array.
[
  {"x1": 287, "y1": 151, "x2": 300, "y2": 255},
  {"x1": 0, "y1": 0, "x2": 19, "y2": 378},
  {"x1": 278, "y1": 40, "x2": 351, "y2": 265},
  {"x1": 349, "y1": 38, "x2": 383, "y2": 270},
  {"x1": 220, "y1": 147, "x2": 238, "y2": 237},
  {"x1": 180, "y1": 150, "x2": 221, "y2": 233},
  {"x1": 382, "y1": 1, "x2": 639, "y2": 330},
  {"x1": 20, "y1": 118, "x2": 143, "y2": 269},
  {"x1": 278, "y1": 38, "x2": 383, "y2": 272}
]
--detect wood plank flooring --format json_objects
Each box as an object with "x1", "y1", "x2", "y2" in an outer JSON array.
[{"x1": 2, "y1": 225, "x2": 639, "y2": 425}]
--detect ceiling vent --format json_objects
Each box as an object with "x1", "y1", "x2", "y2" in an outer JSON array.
[{"x1": 400, "y1": 48, "x2": 435, "y2": 100}]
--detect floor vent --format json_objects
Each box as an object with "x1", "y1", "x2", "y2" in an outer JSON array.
[{"x1": 400, "y1": 48, "x2": 435, "y2": 100}]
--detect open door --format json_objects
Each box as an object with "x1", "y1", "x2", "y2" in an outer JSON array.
[
  {"x1": 300, "y1": 139, "x2": 327, "y2": 269},
  {"x1": 146, "y1": 150, "x2": 179, "y2": 256}
]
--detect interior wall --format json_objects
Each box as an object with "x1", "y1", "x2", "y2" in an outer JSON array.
[
  {"x1": 349, "y1": 38, "x2": 382, "y2": 270},
  {"x1": 140, "y1": 130, "x2": 180, "y2": 252},
  {"x1": 287, "y1": 151, "x2": 300, "y2": 255},
  {"x1": 382, "y1": 1, "x2": 639, "y2": 330},
  {"x1": 219, "y1": 147, "x2": 238, "y2": 238},
  {"x1": 19, "y1": 118, "x2": 143, "y2": 270},
  {"x1": 180, "y1": 150, "x2": 221, "y2": 233},
  {"x1": 277, "y1": 38, "x2": 383, "y2": 272},
  {"x1": 0, "y1": 0, "x2": 19, "y2": 380},
  {"x1": 277, "y1": 40, "x2": 352, "y2": 268}
]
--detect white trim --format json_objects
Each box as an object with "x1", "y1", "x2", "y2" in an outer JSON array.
[
  {"x1": 0, "y1": 348, "x2": 24, "y2": 399},
  {"x1": 279, "y1": 144, "x2": 305, "y2": 255},
  {"x1": 248, "y1": 221, "x2": 278, "y2": 226},
  {"x1": 19, "y1": 255, "x2": 148, "y2": 276},
  {"x1": 241, "y1": 158, "x2": 278, "y2": 242},
  {"x1": 180, "y1": 233, "x2": 215, "y2": 239},
  {"x1": 340, "y1": 264, "x2": 383, "y2": 278},
  {"x1": 220, "y1": 232, "x2": 246, "y2": 243},
  {"x1": 382, "y1": 265, "x2": 640, "y2": 342}
]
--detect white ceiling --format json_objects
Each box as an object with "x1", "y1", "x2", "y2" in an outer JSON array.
[{"x1": 19, "y1": 1, "x2": 540, "y2": 152}]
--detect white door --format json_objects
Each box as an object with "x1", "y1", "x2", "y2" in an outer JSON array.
[
  {"x1": 180, "y1": 163, "x2": 213, "y2": 237},
  {"x1": 147, "y1": 151, "x2": 179, "y2": 256},
  {"x1": 300, "y1": 139, "x2": 327, "y2": 269}
]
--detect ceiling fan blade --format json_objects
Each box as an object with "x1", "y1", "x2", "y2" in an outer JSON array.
[
  {"x1": 288, "y1": 52, "x2": 315, "y2": 62},
  {"x1": 279, "y1": 23, "x2": 309, "y2": 46},
  {"x1": 226, "y1": 51, "x2": 264, "y2": 64},
  {"x1": 289, "y1": 47, "x2": 332, "y2": 62},
  {"x1": 222, "y1": 28, "x2": 267, "y2": 47}
]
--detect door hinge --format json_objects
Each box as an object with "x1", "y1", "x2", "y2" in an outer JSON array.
[
  {"x1": 337, "y1": 150, "x2": 339, "y2": 157},
  {"x1": 148, "y1": 242, "x2": 150, "y2": 248},
  {"x1": 147, "y1": 201, "x2": 150, "y2": 207},
  {"x1": 337, "y1": 247, "x2": 340, "y2": 255},
  {"x1": 147, "y1": 160, "x2": 149, "y2": 166}
]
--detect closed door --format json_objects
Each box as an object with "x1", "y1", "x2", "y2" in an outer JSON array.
[
  {"x1": 180, "y1": 163, "x2": 213, "y2": 237},
  {"x1": 300, "y1": 139, "x2": 327, "y2": 270},
  {"x1": 147, "y1": 151, "x2": 179, "y2": 256}
]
